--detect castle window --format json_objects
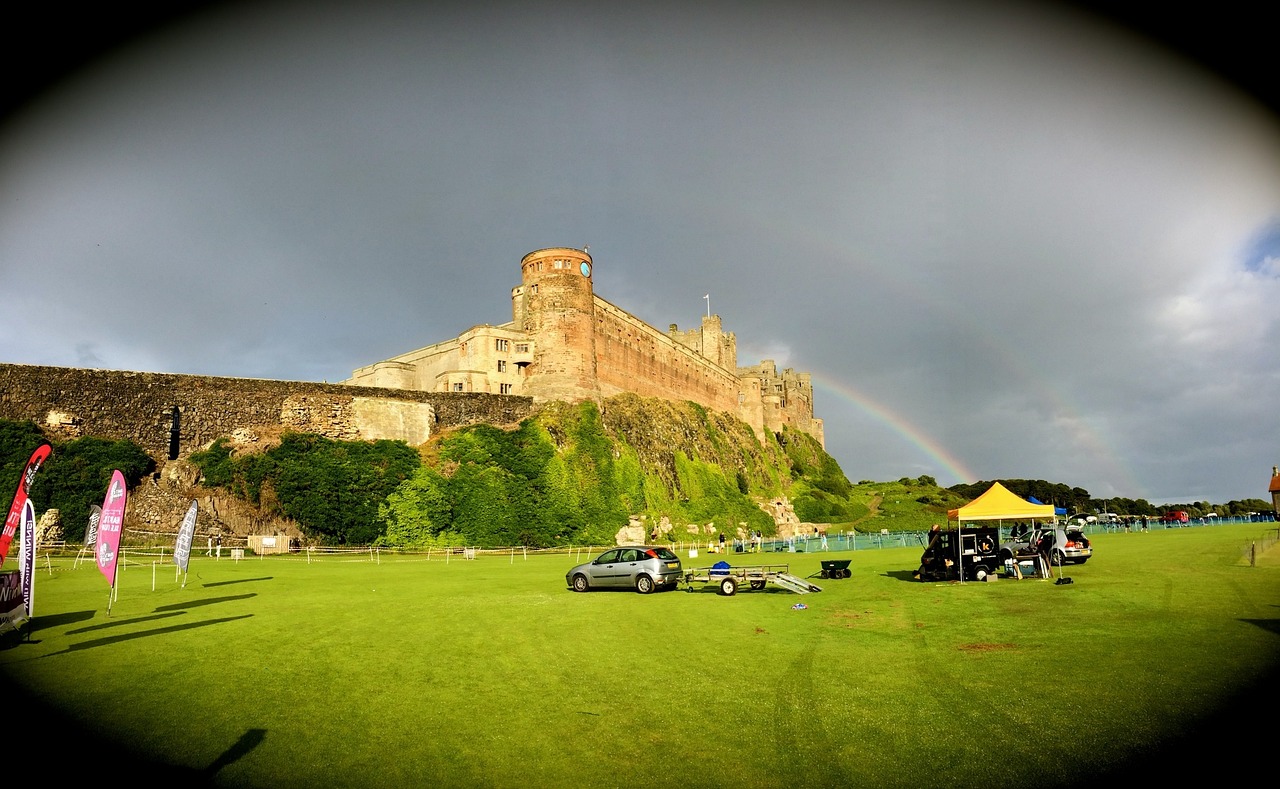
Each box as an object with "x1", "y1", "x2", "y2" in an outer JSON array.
[
  {"x1": 497, "y1": 360, "x2": 507, "y2": 372},
  {"x1": 500, "y1": 383, "x2": 512, "y2": 394},
  {"x1": 515, "y1": 343, "x2": 529, "y2": 353},
  {"x1": 452, "y1": 383, "x2": 464, "y2": 392},
  {"x1": 531, "y1": 284, "x2": 538, "y2": 294},
  {"x1": 496, "y1": 339, "x2": 509, "y2": 352}
]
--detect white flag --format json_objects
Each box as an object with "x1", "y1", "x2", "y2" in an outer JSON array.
[{"x1": 174, "y1": 501, "x2": 198, "y2": 573}]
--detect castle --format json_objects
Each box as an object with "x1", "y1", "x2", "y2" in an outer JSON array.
[{"x1": 345, "y1": 247, "x2": 823, "y2": 446}]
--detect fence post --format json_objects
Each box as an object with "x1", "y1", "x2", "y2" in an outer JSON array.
[{"x1": 1251, "y1": 542, "x2": 1257, "y2": 567}]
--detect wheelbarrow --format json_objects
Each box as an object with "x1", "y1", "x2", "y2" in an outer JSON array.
[{"x1": 812, "y1": 559, "x2": 852, "y2": 579}]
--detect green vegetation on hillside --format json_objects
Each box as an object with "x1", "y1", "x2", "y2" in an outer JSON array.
[
  {"x1": 380, "y1": 399, "x2": 784, "y2": 548},
  {"x1": 380, "y1": 408, "x2": 634, "y2": 548},
  {"x1": 0, "y1": 419, "x2": 155, "y2": 543},
  {"x1": 190, "y1": 433, "x2": 420, "y2": 545}
]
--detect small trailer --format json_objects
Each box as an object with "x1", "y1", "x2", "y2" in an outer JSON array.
[
  {"x1": 683, "y1": 562, "x2": 823, "y2": 596},
  {"x1": 813, "y1": 559, "x2": 852, "y2": 579}
]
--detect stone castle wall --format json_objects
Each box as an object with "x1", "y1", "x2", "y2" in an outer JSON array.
[
  {"x1": 593, "y1": 297, "x2": 741, "y2": 414},
  {"x1": 0, "y1": 363, "x2": 533, "y2": 462}
]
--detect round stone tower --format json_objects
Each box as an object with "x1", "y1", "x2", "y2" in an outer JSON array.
[{"x1": 516, "y1": 247, "x2": 600, "y2": 404}]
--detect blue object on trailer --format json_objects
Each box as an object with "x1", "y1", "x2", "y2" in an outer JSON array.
[{"x1": 710, "y1": 560, "x2": 731, "y2": 577}]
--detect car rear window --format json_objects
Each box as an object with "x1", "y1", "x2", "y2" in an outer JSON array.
[{"x1": 650, "y1": 547, "x2": 678, "y2": 561}]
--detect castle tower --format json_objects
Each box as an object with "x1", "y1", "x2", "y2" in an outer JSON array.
[{"x1": 515, "y1": 247, "x2": 600, "y2": 404}]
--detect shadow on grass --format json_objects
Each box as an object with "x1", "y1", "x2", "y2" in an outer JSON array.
[
  {"x1": 6, "y1": 668, "x2": 264, "y2": 788},
  {"x1": 202, "y1": 576, "x2": 273, "y2": 587},
  {"x1": 883, "y1": 570, "x2": 920, "y2": 582},
  {"x1": 154, "y1": 593, "x2": 257, "y2": 612},
  {"x1": 1093, "y1": 662, "x2": 1280, "y2": 784},
  {"x1": 55, "y1": 615, "x2": 254, "y2": 653},
  {"x1": 1240, "y1": 617, "x2": 1280, "y2": 636},
  {"x1": 0, "y1": 611, "x2": 99, "y2": 650},
  {"x1": 202, "y1": 727, "x2": 267, "y2": 780},
  {"x1": 67, "y1": 611, "x2": 188, "y2": 634},
  {"x1": 31, "y1": 610, "x2": 96, "y2": 631},
  {"x1": 568, "y1": 586, "x2": 684, "y2": 594},
  {"x1": 681, "y1": 585, "x2": 803, "y2": 595}
]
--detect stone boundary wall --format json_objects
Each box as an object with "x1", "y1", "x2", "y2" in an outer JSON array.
[
  {"x1": 0, "y1": 363, "x2": 534, "y2": 461},
  {"x1": 592, "y1": 297, "x2": 740, "y2": 414}
]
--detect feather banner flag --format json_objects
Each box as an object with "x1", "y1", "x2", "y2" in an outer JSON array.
[
  {"x1": 173, "y1": 501, "x2": 198, "y2": 575},
  {"x1": 20, "y1": 499, "x2": 35, "y2": 620},
  {"x1": 85, "y1": 505, "x2": 101, "y2": 547},
  {"x1": 96, "y1": 470, "x2": 127, "y2": 588},
  {"x1": 1, "y1": 442, "x2": 52, "y2": 565}
]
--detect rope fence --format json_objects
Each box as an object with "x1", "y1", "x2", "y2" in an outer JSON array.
[{"x1": 22, "y1": 515, "x2": 1279, "y2": 569}]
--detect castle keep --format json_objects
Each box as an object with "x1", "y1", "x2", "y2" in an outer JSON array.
[{"x1": 345, "y1": 247, "x2": 824, "y2": 446}]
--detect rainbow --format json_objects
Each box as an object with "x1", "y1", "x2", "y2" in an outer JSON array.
[
  {"x1": 811, "y1": 373, "x2": 977, "y2": 485},
  {"x1": 812, "y1": 371, "x2": 1143, "y2": 497},
  {"x1": 671, "y1": 200, "x2": 1143, "y2": 496}
]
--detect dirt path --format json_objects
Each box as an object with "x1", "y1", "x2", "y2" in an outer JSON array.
[{"x1": 849, "y1": 494, "x2": 882, "y2": 530}]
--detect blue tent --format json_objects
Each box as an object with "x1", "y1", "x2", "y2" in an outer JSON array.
[{"x1": 1027, "y1": 496, "x2": 1067, "y2": 516}]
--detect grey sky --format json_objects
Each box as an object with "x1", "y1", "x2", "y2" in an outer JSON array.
[{"x1": 2, "y1": 1, "x2": 1277, "y2": 505}]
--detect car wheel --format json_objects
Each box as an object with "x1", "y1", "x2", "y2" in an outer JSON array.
[
  {"x1": 970, "y1": 565, "x2": 988, "y2": 581},
  {"x1": 1052, "y1": 550, "x2": 1066, "y2": 566},
  {"x1": 571, "y1": 574, "x2": 590, "y2": 593},
  {"x1": 635, "y1": 574, "x2": 655, "y2": 594},
  {"x1": 999, "y1": 549, "x2": 1014, "y2": 563},
  {"x1": 719, "y1": 577, "x2": 737, "y2": 596}
]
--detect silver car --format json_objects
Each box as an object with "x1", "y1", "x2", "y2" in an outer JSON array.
[
  {"x1": 1001, "y1": 525, "x2": 1092, "y2": 566},
  {"x1": 566, "y1": 546, "x2": 683, "y2": 594}
]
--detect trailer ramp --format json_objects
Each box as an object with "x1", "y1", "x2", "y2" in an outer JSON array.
[{"x1": 773, "y1": 573, "x2": 822, "y2": 594}]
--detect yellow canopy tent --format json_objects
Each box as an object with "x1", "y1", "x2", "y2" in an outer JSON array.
[
  {"x1": 947, "y1": 481, "x2": 1057, "y2": 523},
  {"x1": 942, "y1": 482, "x2": 1056, "y2": 582}
]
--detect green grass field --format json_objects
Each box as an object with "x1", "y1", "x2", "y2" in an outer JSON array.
[{"x1": 3, "y1": 524, "x2": 1278, "y2": 788}]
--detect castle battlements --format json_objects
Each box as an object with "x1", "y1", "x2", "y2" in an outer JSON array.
[{"x1": 344, "y1": 247, "x2": 823, "y2": 446}]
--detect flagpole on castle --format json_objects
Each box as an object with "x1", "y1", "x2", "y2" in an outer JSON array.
[{"x1": 703, "y1": 293, "x2": 710, "y2": 318}]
